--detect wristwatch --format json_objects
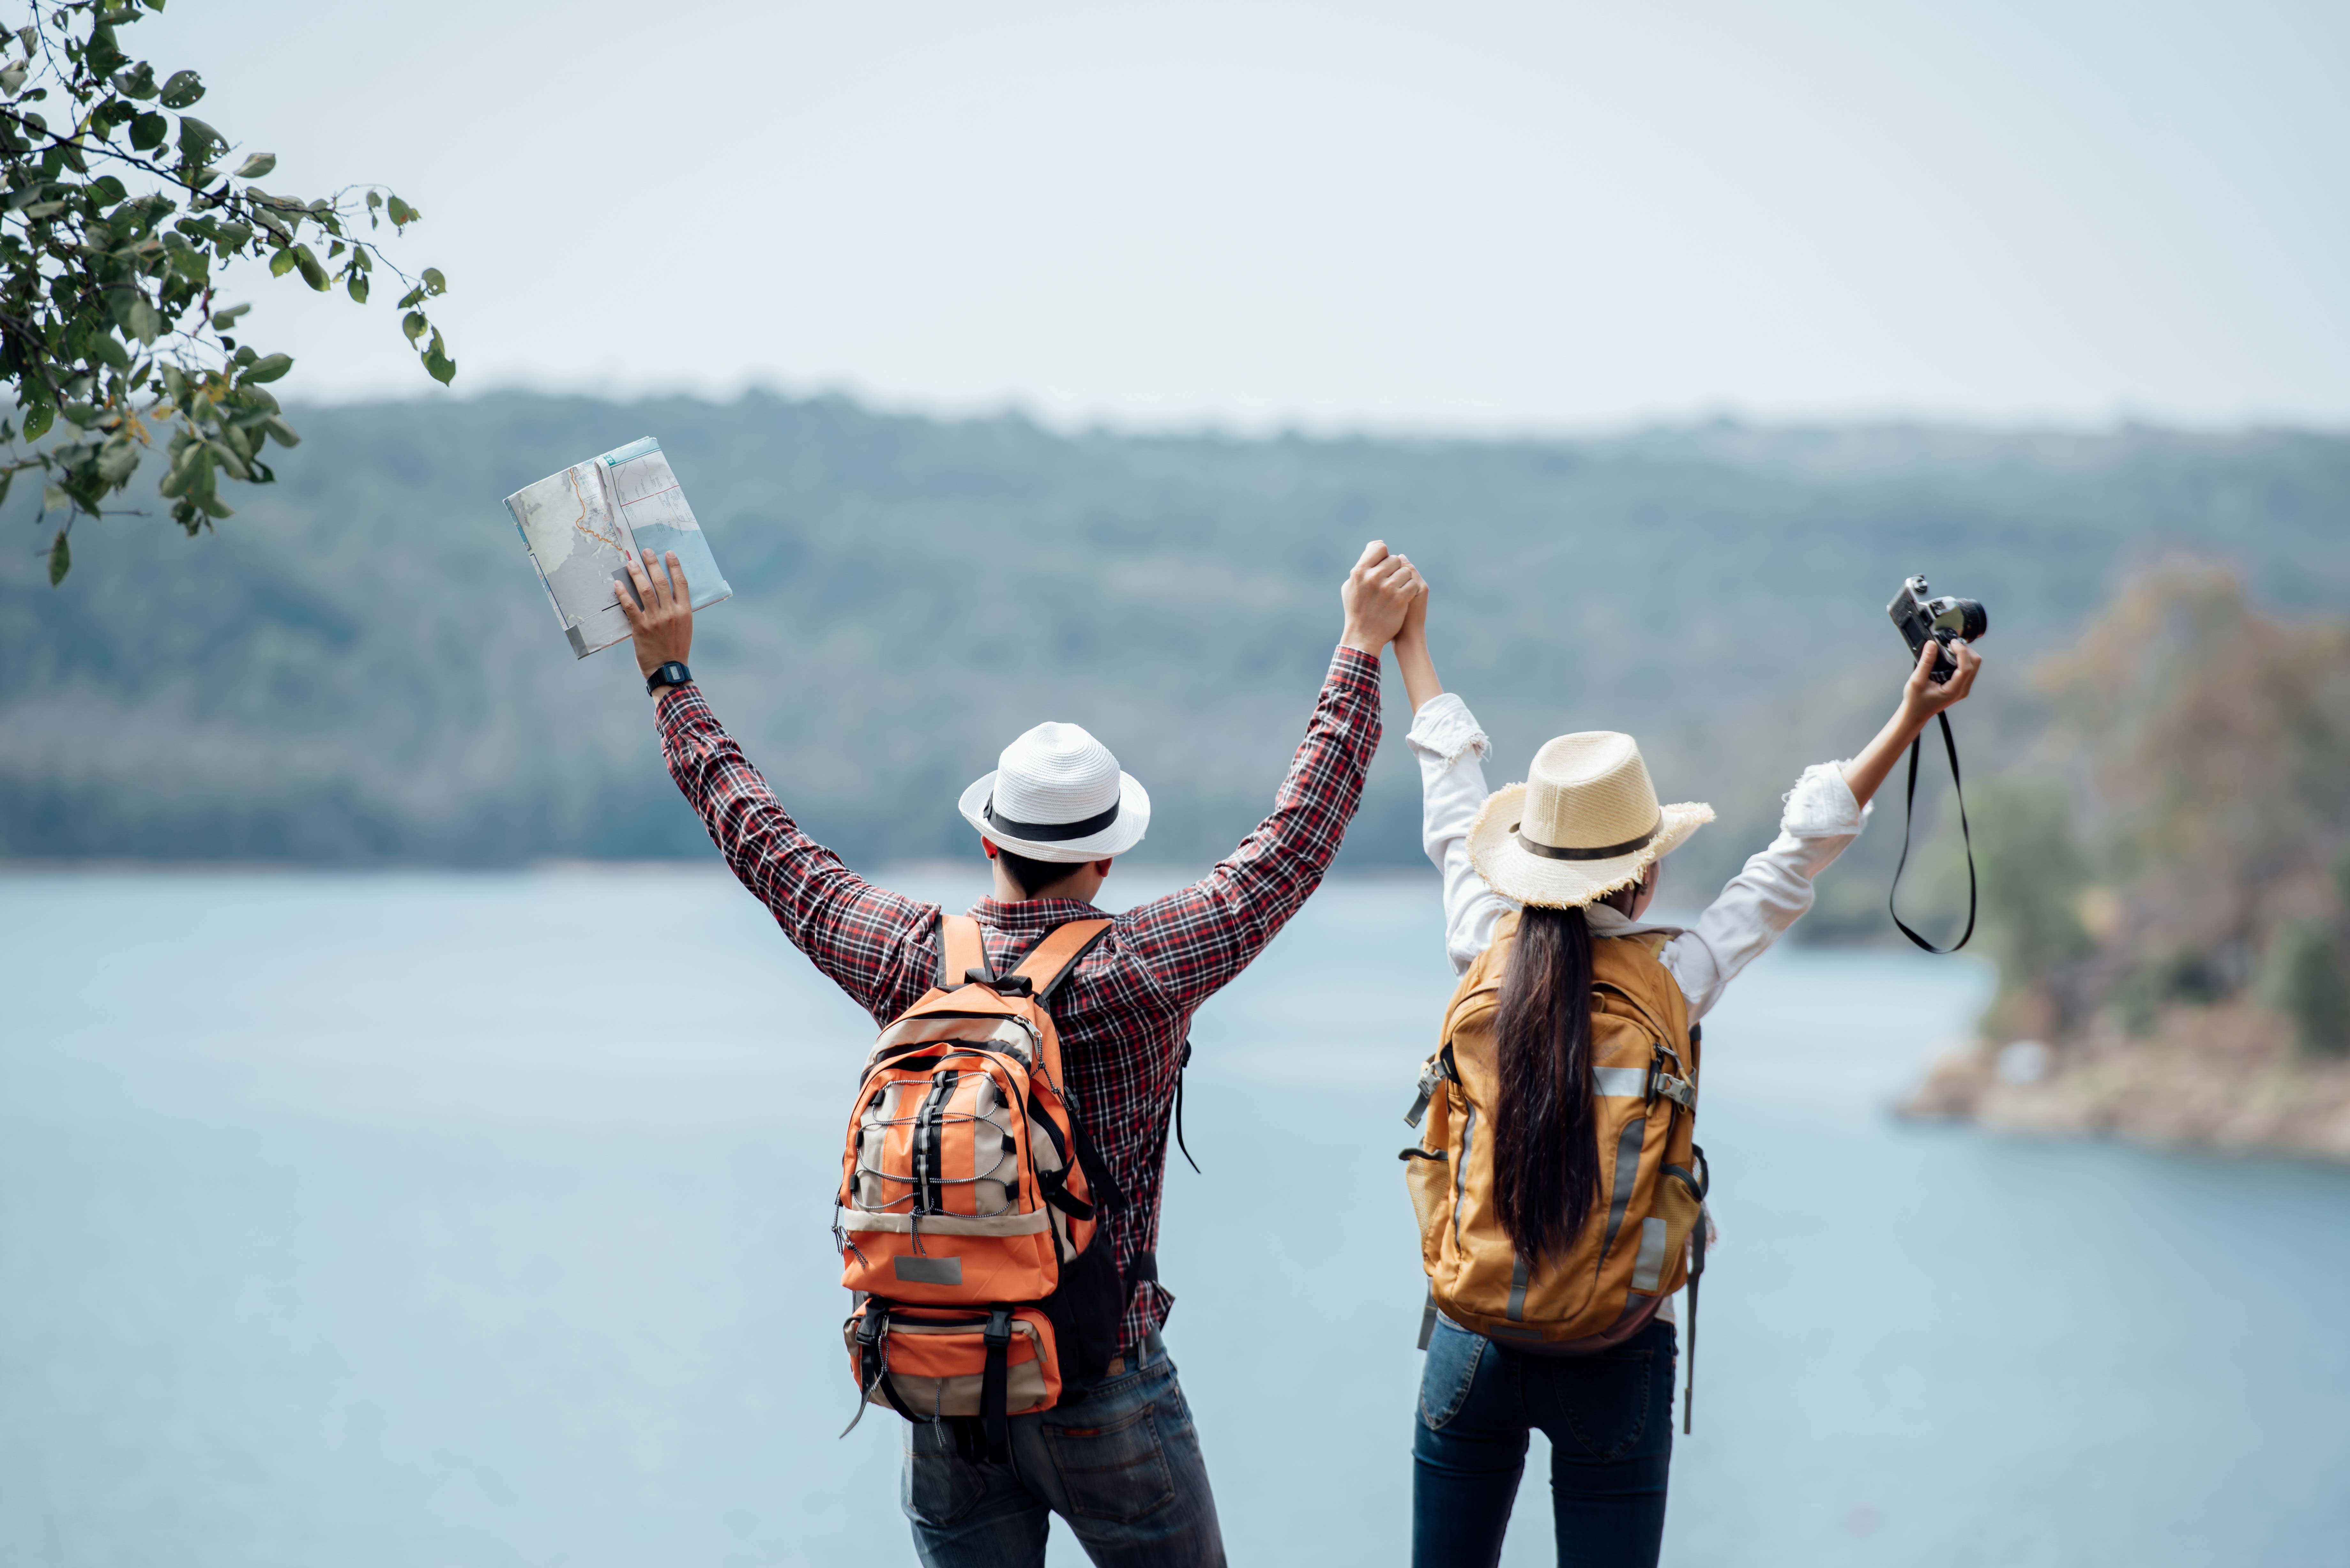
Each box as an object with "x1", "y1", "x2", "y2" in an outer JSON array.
[{"x1": 646, "y1": 660, "x2": 693, "y2": 696}]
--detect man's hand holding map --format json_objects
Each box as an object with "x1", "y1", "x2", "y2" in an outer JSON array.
[{"x1": 504, "y1": 437, "x2": 732, "y2": 658}]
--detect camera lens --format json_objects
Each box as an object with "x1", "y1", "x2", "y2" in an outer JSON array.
[{"x1": 1956, "y1": 599, "x2": 1988, "y2": 641}]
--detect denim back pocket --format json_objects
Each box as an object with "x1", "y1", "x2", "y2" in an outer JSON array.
[
  {"x1": 1045, "y1": 1401, "x2": 1176, "y2": 1523},
  {"x1": 1418, "y1": 1316, "x2": 1489, "y2": 1432},
  {"x1": 1549, "y1": 1345, "x2": 1656, "y2": 1461}
]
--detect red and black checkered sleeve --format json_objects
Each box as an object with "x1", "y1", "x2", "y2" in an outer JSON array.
[
  {"x1": 656, "y1": 685, "x2": 938, "y2": 1022},
  {"x1": 1120, "y1": 645, "x2": 1383, "y2": 1013}
]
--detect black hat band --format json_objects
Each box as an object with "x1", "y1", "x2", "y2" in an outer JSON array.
[
  {"x1": 1512, "y1": 818, "x2": 1660, "y2": 862},
  {"x1": 986, "y1": 793, "x2": 1123, "y2": 843}
]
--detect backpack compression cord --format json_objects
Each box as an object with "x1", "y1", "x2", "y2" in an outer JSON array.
[{"x1": 1887, "y1": 711, "x2": 1976, "y2": 954}]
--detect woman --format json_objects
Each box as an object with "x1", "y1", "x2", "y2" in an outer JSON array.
[{"x1": 1392, "y1": 587, "x2": 1982, "y2": 1568}]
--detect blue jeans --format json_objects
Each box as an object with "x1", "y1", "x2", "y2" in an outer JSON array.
[
  {"x1": 902, "y1": 1333, "x2": 1225, "y2": 1567},
  {"x1": 1413, "y1": 1314, "x2": 1677, "y2": 1568}
]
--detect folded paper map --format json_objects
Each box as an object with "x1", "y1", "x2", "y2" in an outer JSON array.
[{"x1": 504, "y1": 436, "x2": 733, "y2": 658}]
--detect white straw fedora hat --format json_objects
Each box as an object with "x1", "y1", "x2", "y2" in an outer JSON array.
[
  {"x1": 1467, "y1": 732, "x2": 1713, "y2": 909},
  {"x1": 958, "y1": 721, "x2": 1151, "y2": 863}
]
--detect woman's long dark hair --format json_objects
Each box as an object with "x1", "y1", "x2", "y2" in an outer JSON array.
[{"x1": 1492, "y1": 886, "x2": 1640, "y2": 1260}]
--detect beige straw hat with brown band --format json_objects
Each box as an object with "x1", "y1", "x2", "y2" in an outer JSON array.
[{"x1": 1467, "y1": 731, "x2": 1715, "y2": 909}]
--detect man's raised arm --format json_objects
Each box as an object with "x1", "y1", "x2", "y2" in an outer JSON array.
[
  {"x1": 617, "y1": 548, "x2": 935, "y2": 1021},
  {"x1": 1122, "y1": 542, "x2": 1425, "y2": 1012}
]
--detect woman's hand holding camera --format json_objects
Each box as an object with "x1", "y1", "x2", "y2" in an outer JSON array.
[
  {"x1": 1842, "y1": 636, "x2": 1984, "y2": 810},
  {"x1": 1899, "y1": 634, "x2": 1982, "y2": 724}
]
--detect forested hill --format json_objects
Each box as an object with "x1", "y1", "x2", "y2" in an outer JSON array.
[{"x1": 4, "y1": 393, "x2": 2345, "y2": 891}]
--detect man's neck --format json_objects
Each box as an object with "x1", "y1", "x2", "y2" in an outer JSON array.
[{"x1": 988, "y1": 866, "x2": 1107, "y2": 904}]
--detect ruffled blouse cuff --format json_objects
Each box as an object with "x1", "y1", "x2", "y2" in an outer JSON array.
[
  {"x1": 1405, "y1": 692, "x2": 1490, "y2": 770},
  {"x1": 1781, "y1": 760, "x2": 1867, "y2": 836}
]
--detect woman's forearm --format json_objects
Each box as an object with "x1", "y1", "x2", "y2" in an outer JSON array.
[
  {"x1": 1843, "y1": 636, "x2": 1986, "y2": 809},
  {"x1": 1395, "y1": 630, "x2": 1444, "y2": 713},
  {"x1": 1840, "y1": 702, "x2": 1928, "y2": 810}
]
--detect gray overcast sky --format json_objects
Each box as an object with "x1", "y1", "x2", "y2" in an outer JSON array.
[{"x1": 138, "y1": 0, "x2": 2350, "y2": 431}]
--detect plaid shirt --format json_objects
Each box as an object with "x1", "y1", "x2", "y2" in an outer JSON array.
[{"x1": 656, "y1": 645, "x2": 1383, "y2": 1353}]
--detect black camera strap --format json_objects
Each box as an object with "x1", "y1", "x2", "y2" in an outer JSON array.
[{"x1": 1887, "y1": 711, "x2": 1976, "y2": 954}]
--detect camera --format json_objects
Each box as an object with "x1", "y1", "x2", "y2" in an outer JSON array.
[{"x1": 1887, "y1": 575, "x2": 1988, "y2": 684}]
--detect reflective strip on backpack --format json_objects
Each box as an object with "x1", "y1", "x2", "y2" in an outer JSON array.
[
  {"x1": 1599, "y1": 1114, "x2": 1647, "y2": 1258},
  {"x1": 1506, "y1": 1253, "x2": 1530, "y2": 1322},
  {"x1": 1451, "y1": 1104, "x2": 1477, "y2": 1250},
  {"x1": 1593, "y1": 1067, "x2": 1647, "y2": 1097},
  {"x1": 841, "y1": 1208, "x2": 1052, "y2": 1237},
  {"x1": 1630, "y1": 1216, "x2": 1669, "y2": 1293}
]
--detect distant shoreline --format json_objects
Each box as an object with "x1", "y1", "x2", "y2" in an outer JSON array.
[{"x1": 1899, "y1": 1003, "x2": 2350, "y2": 1166}]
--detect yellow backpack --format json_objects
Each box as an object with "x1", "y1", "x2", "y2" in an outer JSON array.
[{"x1": 1403, "y1": 911, "x2": 1712, "y2": 1427}]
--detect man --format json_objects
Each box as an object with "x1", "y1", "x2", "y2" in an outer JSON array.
[{"x1": 612, "y1": 539, "x2": 1423, "y2": 1567}]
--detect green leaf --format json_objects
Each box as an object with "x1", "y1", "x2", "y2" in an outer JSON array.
[
  {"x1": 90, "y1": 331, "x2": 133, "y2": 370},
  {"x1": 212, "y1": 301, "x2": 249, "y2": 328},
  {"x1": 421, "y1": 328, "x2": 455, "y2": 386},
  {"x1": 234, "y1": 152, "x2": 275, "y2": 179},
  {"x1": 129, "y1": 109, "x2": 167, "y2": 149},
  {"x1": 395, "y1": 286, "x2": 424, "y2": 309},
  {"x1": 96, "y1": 437, "x2": 140, "y2": 483},
  {"x1": 42, "y1": 482, "x2": 66, "y2": 512},
  {"x1": 0, "y1": 64, "x2": 25, "y2": 96},
  {"x1": 47, "y1": 528, "x2": 69, "y2": 585},
  {"x1": 20, "y1": 200, "x2": 64, "y2": 219},
  {"x1": 126, "y1": 295, "x2": 161, "y2": 344},
  {"x1": 263, "y1": 417, "x2": 300, "y2": 449},
  {"x1": 421, "y1": 267, "x2": 446, "y2": 293},
  {"x1": 345, "y1": 271, "x2": 368, "y2": 304},
  {"x1": 292, "y1": 243, "x2": 328, "y2": 290},
  {"x1": 158, "y1": 69, "x2": 204, "y2": 109},
  {"x1": 268, "y1": 246, "x2": 295, "y2": 277},
  {"x1": 176, "y1": 115, "x2": 220, "y2": 156},
  {"x1": 111, "y1": 62, "x2": 159, "y2": 99},
  {"x1": 0, "y1": 470, "x2": 12, "y2": 510},
  {"x1": 23, "y1": 403, "x2": 52, "y2": 440},
  {"x1": 401, "y1": 309, "x2": 425, "y2": 342},
  {"x1": 365, "y1": 190, "x2": 383, "y2": 210},
  {"x1": 244, "y1": 351, "x2": 292, "y2": 383},
  {"x1": 385, "y1": 195, "x2": 414, "y2": 225}
]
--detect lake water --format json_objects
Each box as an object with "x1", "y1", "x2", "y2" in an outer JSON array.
[{"x1": 3, "y1": 868, "x2": 2346, "y2": 1567}]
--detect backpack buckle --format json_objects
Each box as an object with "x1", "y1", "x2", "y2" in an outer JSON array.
[
  {"x1": 1645, "y1": 1041, "x2": 1693, "y2": 1109},
  {"x1": 1405, "y1": 1055, "x2": 1444, "y2": 1128},
  {"x1": 974, "y1": 972, "x2": 1035, "y2": 998},
  {"x1": 983, "y1": 1306, "x2": 1013, "y2": 1346}
]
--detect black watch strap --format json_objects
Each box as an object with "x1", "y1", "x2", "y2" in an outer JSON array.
[{"x1": 646, "y1": 660, "x2": 692, "y2": 696}]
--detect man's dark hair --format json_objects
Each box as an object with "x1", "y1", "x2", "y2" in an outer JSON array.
[{"x1": 997, "y1": 847, "x2": 1088, "y2": 898}]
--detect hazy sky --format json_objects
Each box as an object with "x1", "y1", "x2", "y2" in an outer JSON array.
[{"x1": 134, "y1": 0, "x2": 2350, "y2": 431}]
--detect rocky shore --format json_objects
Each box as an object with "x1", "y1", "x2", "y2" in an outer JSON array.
[{"x1": 1898, "y1": 1001, "x2": 2350, "y2": 1164}]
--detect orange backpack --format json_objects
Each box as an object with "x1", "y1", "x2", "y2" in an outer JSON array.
[
  {"x1": 1403, "y1": 912, "x2": 1713, "y2": 1428},
  {"x1": 839, "y1": 913, "x2": 1127, "y2": 1459}
]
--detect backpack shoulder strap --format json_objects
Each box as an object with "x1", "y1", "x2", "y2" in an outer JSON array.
[
  {"x1": 1007, "y1": 917, "x2": 1115, "y2": 1002},
  {"x1": 938, "y1": 913, "x2": 989, "y2": 988}
]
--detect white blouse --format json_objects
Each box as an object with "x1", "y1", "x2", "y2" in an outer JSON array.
[{"x1": 1406, "y1": 691, "x2": 1870, "y2": 1018}]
